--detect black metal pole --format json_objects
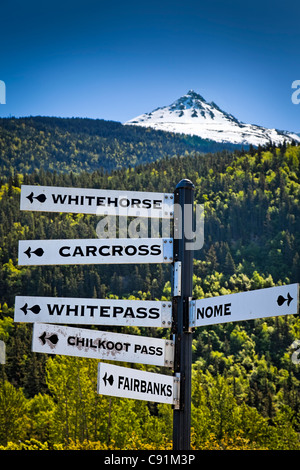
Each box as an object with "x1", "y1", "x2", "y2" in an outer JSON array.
[{"x1": 172, "y1": 179, "x2": 195, "y2": 450}]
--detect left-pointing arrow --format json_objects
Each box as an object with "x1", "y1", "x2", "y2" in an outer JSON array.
[
  {"x1": 103, "y1": 372, "x2": 114, "y2": 386},
  {"x1": 26, "y1": 192, "x2": 47, "y2": 204},
  {"x1": 39, "y1": 332, "x2": 59, "y2": 346},
  {"x1": 20, "y1": 303, "x2": 41, "y2": 315},
  {"x1": 24, "y1": 247, "x2": 44, "y2": 259}
]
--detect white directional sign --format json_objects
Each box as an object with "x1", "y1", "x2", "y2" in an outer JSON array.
[
  {"x1": 20, "y1": 185, "x2": 174, "y2": 218},
  {"x1": 190, "y1": 283, "x2": 299, "y2": 328},
  {"x1": 32, "y1": 323, "x2": 174, "y2": 367},
  {"x1": 97, "y1": 362, "x2": 180, "y2": 407},
  {"x1": 18, "y1": 237, "x2": 173, "y2": 266},
  {"x1": 15, "y1": 296, "x2": 172, "y2": 328}
]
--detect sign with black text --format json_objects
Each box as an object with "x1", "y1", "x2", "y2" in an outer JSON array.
[
  {"x1": 32, "y1": 323, "x2": 174, "y2": 367},
  {"x1": 18, "y1": 237, "x2": 173, "y2": 266},
  {"x1": 15, "y1": 296, "x2": 172, "y2": 328},
  {"x1": 20, "y1": 185, "x2": 174, "y2": 218},
  {"x1": 190, "y1": 283, "x2": 299, "y2": 327},
  {"x1": 97, "y1": 362, "x2": 180, "y2": 407}
]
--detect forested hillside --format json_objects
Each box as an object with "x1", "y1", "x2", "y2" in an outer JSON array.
[
  {"x1": 0, "y1": 116, "x2": 242, "y2": 175},
  {"x1": 0, "y1": 141, "x2": 300, "y2": 450}
]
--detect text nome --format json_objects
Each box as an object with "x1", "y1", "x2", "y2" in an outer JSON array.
[{"x1": 197, "y1": 302, "x2": 231, "y2": 320}]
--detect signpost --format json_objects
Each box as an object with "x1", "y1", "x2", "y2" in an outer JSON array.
[
  {"x1": 18, "y1": 237, "x2": 173, "y2": 266},
  {"x1": 189, "y1": 283, "x2": 299, "y2": 328},
  {"x1": 14, "y1": 179, "x2": 300, "y2": 452},
  {"x1": 97, "y1": 362, "x2": 180, "y2": 407},
  {"x1": 20, "y1": 185, "x2": 174, "y2": 218},
  {"x1": 172, "y1": 179, "x2": 194, "y2": 451},
  {"x1": 32, "y1": 323, "x2": 174, "y2": 367},
  {"x1": 14, "y1": 296, "x2": 172, "y2": 328}
]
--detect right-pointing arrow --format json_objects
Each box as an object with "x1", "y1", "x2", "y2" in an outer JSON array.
[{"x1": 277, "y1": 293, "x2": 293, "y2": 307}]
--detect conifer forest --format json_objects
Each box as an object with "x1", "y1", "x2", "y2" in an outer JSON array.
[{"x1": 0, "y1": 117, "x2": 300, "y2": 450}]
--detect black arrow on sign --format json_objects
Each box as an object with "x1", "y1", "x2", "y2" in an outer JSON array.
[
  {"x1": 26, "y1": 192, "x2": 47, "y2": 204},
  {"x1": 103, "y1": 372, "x2": 114, "y2": 387},
  {"x1": 20, "y1": 303, "x2": 41, "y2": 315},
  {"x1": 39, "y1": 332, "x2": 59, "y2": 346},
  {"x1": 24, "y1": 247, "x2": 44, "y2": 259},
  {"x1": 277, "y1": 293, "x2": 293, "y2": 307}
]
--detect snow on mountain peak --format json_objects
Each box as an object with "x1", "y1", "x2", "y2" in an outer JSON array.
[{"x1": 124, "y1": 91, "x2": 300, "y2": 147}]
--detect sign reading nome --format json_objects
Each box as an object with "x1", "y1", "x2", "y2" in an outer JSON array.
[{"x1": 190, "y1": 283, "x2": 299, "y2": 327}]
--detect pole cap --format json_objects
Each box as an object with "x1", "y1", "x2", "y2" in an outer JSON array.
[{"x1": 175, "y1": 179, "x2": 195, "y2": 190}]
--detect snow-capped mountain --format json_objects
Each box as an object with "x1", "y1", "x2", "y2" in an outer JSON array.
[{"x1": 124, "y1": 90, "x2": 300, "y2": 147}]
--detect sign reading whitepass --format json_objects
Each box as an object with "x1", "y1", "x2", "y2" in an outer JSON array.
[
  {"x1": 15, "y1": 296, "x2": 172, "y2": 328},
  {"x1": 18, "y1": 238, "x2": 173, "y2": 266},
  {"x1": 20, "y1": 185, "x2": 174, "y2": 218}
]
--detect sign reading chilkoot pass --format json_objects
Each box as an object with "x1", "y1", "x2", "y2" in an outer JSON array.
[
  {"x1": 97, "y1": 362, "x2": 180, "y2": 407},
  {"x1": 14, "y1": 296, "x2": 172, "y2": 328},
  {"x1": 189, "y1": 283, "x2": 299, "y2": 328},
  {"x1": 20, "y1": 185, "x2": 174, "y2": 218},
  {"x1": 18, "y1": 238, "x2": 173, "y2": 266},
  {"x1": 32, "y1": 323, "x2": 174, "y2": 367}
]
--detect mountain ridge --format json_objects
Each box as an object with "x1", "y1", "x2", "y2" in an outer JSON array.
[
  {"x1": 0, "y1": 115, "x2": 243, "y2": 177},
  {"x1": 125, "y1": 90, "x2": 300, "y2": 147}
]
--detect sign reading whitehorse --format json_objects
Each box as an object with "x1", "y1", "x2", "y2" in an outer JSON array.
[
  {"x1": 98, "y1": 362, "x2": 180, "y2": 407},
  {"x1": 32, "y1": 323, "x2": 174, "y2": 367},
  {"x1": 20, "y1": 185, "x2": 174, "y2": 218},
  {"x1": 15, "y1": 296, "x2": 172, "y2": 328},
  {"x1": 190, "y1": 283, "x2": 299, "y2": 327},
  {"x1": 18, "y1": 238, "x2": 173, "y2": 266}
]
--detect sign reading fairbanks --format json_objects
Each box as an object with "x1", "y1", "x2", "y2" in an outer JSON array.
[
  {"x1": 15, "y1": 296, "x2": 172, "y2": 328},
  {"x1": 32, "y1": 323, "x2": 174, "y2": 367},
  {"x1": 97, "y1": 362, "x2": 180, "y2": 407},
  {"x1": 18, "y1": 238, "x2": 173, "y2": 266},
  {"x1": 20, "y1": 185, "x2": 174, "y2": 218}
]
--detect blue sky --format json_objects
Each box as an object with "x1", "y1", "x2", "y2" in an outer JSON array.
[{"x1": 0, "y1": 0, "x2": 299, "y2": 132}]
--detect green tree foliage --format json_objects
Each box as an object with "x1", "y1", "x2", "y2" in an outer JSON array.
[
  {"x1": 0, "y1": 127, "x2": 299, "y2": 449},
  {"x1": 0, "y1": 380, "x2": 28, "y2": 445},
  {"x1": 0, "y1": 117, "x2": 241, "y2": 176}
]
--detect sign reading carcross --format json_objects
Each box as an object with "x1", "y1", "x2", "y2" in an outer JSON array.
[{"x1": 18, "y1": 238, "x2": 173, "y2": 265}]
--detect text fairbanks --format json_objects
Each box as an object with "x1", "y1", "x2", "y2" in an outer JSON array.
[{"x1": 118, "y1": 375, "x2": 172, "y2": 397}]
